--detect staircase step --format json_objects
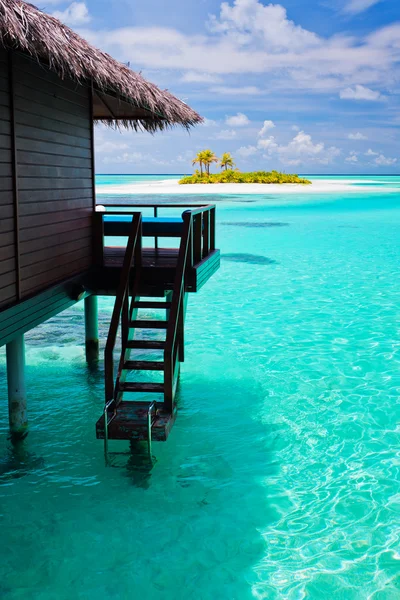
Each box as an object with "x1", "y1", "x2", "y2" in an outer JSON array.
[
  {"x1": 118, "y1": 382, "x2": 164, "y2": 393},
  {"x1": 124, "y1": 360, "x2": 164, "y2": 371},
  {"x1": 133, "y1": 301, "x2": 172, "y2": 309},
  {"x1": 130, "y1": 320, "x2": 167, "y2": 329},
  {"x1": 126, "y1": 340, "x2": 166, "y2": 350}
]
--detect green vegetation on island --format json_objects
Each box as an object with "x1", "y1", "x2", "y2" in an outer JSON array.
[{"x1": 179, "y1": 150, "x2": 311, "y2": 185}]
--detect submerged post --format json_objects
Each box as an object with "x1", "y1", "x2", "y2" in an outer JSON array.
[
  {"x1": 6, "y1": 335, "x2": 28, "y2": 441},
  {"x1": 85, "y1": 295, "x2": 99, "y2": 362}
]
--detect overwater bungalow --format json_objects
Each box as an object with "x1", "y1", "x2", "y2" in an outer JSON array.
[{"x1": 0, "y1": 0, "x2": 219, "y2": 461}]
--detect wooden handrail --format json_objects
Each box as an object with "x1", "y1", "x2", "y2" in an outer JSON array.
[
  {"x1": 163, "y1": 204, "x2": 216, "y2": 411},
  {"x1": 99, "y1": 203, "x2": 215, "y2": 210},
  {"x1": 104, "y1": 212, "x2": 142, "y2": 403}
]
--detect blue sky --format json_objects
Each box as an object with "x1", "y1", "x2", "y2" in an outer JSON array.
[{"x1": 44, "y1": 0, "x2": 399, "y2": 174}]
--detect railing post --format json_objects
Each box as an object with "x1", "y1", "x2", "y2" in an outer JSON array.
[
  {"x1": 194, "y1": 214, "x2": 202, "y2": 264},
  {"x1": 203, "y1": 210, "x2": 210, "y2": 258},
  {"x1": 178, "y1": 292, "x2": 185, "y2": 362},
  {"x1": 154, "y1": 207, "x2": 159, "y2": 252},
  {"x1": 105, "y1": 356, "x2": 114, "y2": 401},
  {"x1": 93, "y1": 212, "x2": 105, "y2": 267},
  {"x1": 85, "y1": 295, "x2": 99, "y2": 362},
  {"x1": 164, "y1": 356, "x2": 174, "y2": 413},
  {"x1": 121, "y1": 292, "x2": 129, "y2": 347},
  {"x1": 210, "y1": 207, "x2": 216, "y2": 252}
]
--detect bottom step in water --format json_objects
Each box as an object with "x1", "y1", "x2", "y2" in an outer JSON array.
[{"x1": 96, "y1": 401, "x2": 176, "y2": 442}]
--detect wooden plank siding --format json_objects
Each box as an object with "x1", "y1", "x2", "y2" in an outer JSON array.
[
  {"x1": 0, "y1": 49, "x2": 16, "y2": 309},
  {"x1": 12, "y1": 53, "x2": 94, "y2": 299}
]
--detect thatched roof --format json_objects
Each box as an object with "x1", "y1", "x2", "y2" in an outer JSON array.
[{"x1": 0, "y1": 0, "x2": 202, "y2": 131}]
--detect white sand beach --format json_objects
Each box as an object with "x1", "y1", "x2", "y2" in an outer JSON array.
[{"x1": 96, "y1": 177, "x2": 390, "y2": 196}]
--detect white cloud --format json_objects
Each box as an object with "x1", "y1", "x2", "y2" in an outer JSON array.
[
  {"x1": 96, "y1": 141, "x2": 129, "y2": 153},
  {"x1": 208, "y1": 0, "x2": 321, "y2": 52},
  {"x1": 237, "y1": 145, "x2": 258, "y2": 158},
  {"x1": 201, "y1": 117, "x2": 218, "y2": 127},
  {"x1": 258, "y1": 120, "x2": 275, "y2": 137},
  {"x1": 103, "y1": 152, "x2": 170, "y2": 166},
  {"x1": 215, "y1": 129, "x2": 237, "y2": 140},
  {"x1": 348, "y1": 132, "x2": 368, "y2": 140},
  {"x1": 210, "y1": 86, "x2": 262, "y2": 95},
  {"x1": 79, "y1": 1, "x2": 400, "y2": 100},
  {"x1": 53, "y1": 2, "x2": 91, "y2": 26},
  {"x1": 257, "y1": 136, "x2": 278, "y2": 152},
  {"x1": 181, "y1": 72, "x2": 222, "y2": 84},
  {"x1": 343, "y1": 0, "x2": 381, "y2": 15},
  {"x1": 340, "y1": 85, "x2": 384, "y2": 101},
  {"x1": 225, "y1": 113, "x2": 250, "y2": 127},
  {"x1": 374, "y1": 154, "x2": 397, "y2": 166},
  {"x1": 275, "y1": 131, "x2": 341, "y2": 166},
  {"x1": 241, "y1": 129, "x2": 341, "y2": 166},
  {"x1": 345, "y1": 151, "x2": 359, "y2": 163},
  {"x1": 365, "y1": 148, "x2": 379, "y2": 156},
  {"x1": 292, "y1": 125, "x2": 300, "y2": 132}
]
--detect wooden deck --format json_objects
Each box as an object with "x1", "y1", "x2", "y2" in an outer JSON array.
[
  {"x1": 104, "y1": 247, "x2": 179, "y2": 269},
  {"x1": 91, "y1": 246, "x2": 220, "y2": 296}
]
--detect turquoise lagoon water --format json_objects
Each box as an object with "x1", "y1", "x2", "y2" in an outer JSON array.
[{"x1": 1, "y1": 177, "x2": 400, "y2": 599}]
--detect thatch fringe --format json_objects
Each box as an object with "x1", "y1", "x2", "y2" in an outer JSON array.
[{"x1": 0, "y1": 0, "x2": 202, "y2": 131}]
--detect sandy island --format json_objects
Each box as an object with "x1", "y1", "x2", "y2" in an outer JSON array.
[{"x1": 96, "y1": 177, "x2": 393, "y2": 196}]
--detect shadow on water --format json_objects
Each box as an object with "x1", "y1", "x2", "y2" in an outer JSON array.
[
  {"x1": 221, "y1": 221, "x2": 289, "y2": 227},
  {"x1": 123, "y1": 440, "x2": 157, "y2": 489},
  {"x1": 0, "y1": 439, "x2": 45, "y2": 483},
  {"x1": 222, "y1": 253, "x2": 278, "y2": 265}
]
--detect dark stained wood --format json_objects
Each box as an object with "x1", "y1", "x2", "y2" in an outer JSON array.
[
  {"x1": 124, "y1": 360, "x2": 164, "y2": 371},
  {"x1": 21, "y1": 246, "x2": 91, "y2": 280},
  {"x1": 104, "y1": 214, "x2": 142, "y2": 402},
  {"x1": 13, "y1": 96, "x2": 89, "y2": 130},
  {"x1": 0, "y1": 53, "x2": 95, "y2": 303},
  {"x1": 104, "y1": 247, "x2": 179, "y2": 269},
  {"x1": 118, "y1": 382, "x2": 164, "y2": 393},
  {"x1": 19, "y1": 217, "x2": 91, "y2": 243},
  {"x1": 17, "y1": 152, "x2": 91, "y2": 170},
  {"x1": 3, "y1": 51, "x2": 17, "y2": 306},
  {"x1": 89, "y1": 84, "x2": 96, "y2": 213},
  {"x1": 20, "y1": 209, "x2": 92, "y2": 229},
  {"x1": 19, "y1": 227, "x2": 91, "y2": 254},
  {"x1": 96, "y1": 402, "x2": 176, "y2": 442},
  {"x1": 15, "y1": 124, "x2": 91, "y2": 150},
  {"x1": 19, "y1": 197, "x2": 93, "y2": 216},
  {"x1": 130, "y1": 320, "x2": 167, "y2": 329},
  {"x1": 13, "y1": 52, "x2": 89, "y2": 99},
  {"x1": 21, "y1": 250, "x2": 91, "y2": 296},
  {"x1": 20, "y1": 236, "x2": 91, "y2": 268},
  {"x1": 126, "y1": 340, "x2": 166, "y2": 350}
]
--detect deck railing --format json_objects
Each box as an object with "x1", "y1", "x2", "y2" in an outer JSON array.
[
  {"x1": 164, "y1": 205, "x2": 215, "y2": 410},
  {"x1": 94, "y1": 203, "x2": 216, "y2": 265}
]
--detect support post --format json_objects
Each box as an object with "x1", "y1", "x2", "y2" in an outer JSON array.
[
  {"x1": 6, "y1": 335, "x2": 28, "y2": 441},
  {"x1": 85, "y1": 295, "x2": 99, "y2": 362}
]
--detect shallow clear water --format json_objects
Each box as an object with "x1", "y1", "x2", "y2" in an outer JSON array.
[{"x1": 1, "y1": 179, "x2": 400, "y2": 599}]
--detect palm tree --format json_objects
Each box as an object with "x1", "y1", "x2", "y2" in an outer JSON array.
[
  {"x1": 192, "y1": 151, "x2": 206, "y2": 176},
  {"x1": 220, "y1": 152, "x2": 235, "y2": 171},
  {"x1": 201, "y1": 149, "x2": 219, "y2": 176}
]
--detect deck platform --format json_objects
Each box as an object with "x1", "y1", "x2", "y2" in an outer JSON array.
[
  {"x1": 96, "y1": 402, "x2": 176, "y2": 442},
  {"x1": 90, "y1": 246, "x2": 220, "y2": 295}
]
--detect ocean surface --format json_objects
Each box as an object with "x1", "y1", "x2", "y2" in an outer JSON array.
[{"x1": 1, "y1": 175, "x2": 400, "y2": 599}]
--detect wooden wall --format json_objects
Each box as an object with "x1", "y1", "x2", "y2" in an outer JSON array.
[
  {"x1": 0, "y1": 50, "x2": 94, "y2": 310},
  {"x1": 0, "y1": 50, "x2": 15, "y2": 309}
]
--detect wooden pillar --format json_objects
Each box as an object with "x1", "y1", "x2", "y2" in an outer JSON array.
[
  {"x1": 6, "y1": 335, "x2": 28, "y2": 441},
  {"x1": 85, "y1": 295, "x2": 99, "y2": 362}
]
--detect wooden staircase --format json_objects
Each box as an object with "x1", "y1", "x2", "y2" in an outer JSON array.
[{"x1": 96, "y1": 211, "x2": 192, "y2": 462}]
